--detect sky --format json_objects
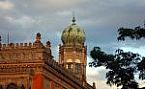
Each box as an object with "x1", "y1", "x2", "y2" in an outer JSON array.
[{"x1": 0, "y1": 0, "x2": 145, "y2": 89}]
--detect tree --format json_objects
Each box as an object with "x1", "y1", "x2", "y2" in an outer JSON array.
[
  {"x1": 117, "y1": 23, "x2": 145, "y2": 81},
  {"x1": 89, "y1": 47, "x2": 140, "y2": 89},
  {"x1": 117, "y1": 22, "x2": 145, "y2": 41},
  {"x1": 90, "y1": 22, "x2": 145, "y2": 89}
]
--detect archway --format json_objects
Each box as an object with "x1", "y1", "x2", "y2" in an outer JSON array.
[{"x1": 6, "y1": 83, "x2": 18, "y2": 89}]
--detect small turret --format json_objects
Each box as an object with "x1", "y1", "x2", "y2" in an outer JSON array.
[
  {"x1": 46, "y1": 41, "x2": 51, "y2": 48},
  {"x1": 35, "y1": 33, "x2": 41, "y2": 43},
  {"x1": 93, "y1": 82, "x2": 96, "y2": 89},
  {"x1": 34, "y1": 33, "x2": 44, "y2": 48}
]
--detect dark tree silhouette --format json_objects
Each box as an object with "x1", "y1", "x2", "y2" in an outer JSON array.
[
  {"x1": 117, "y1": 22, "x2": 145, "y2": 88},
  {"x1": 90, "y1": 22, "x2": 145, "y2": 88},
  {"x1": 118, "y1": 22, "x2": 145, "y2": 41},
  {"x1": 127, "y1": 81, "x2": 139, "y2": 89},
  {"x1": 89, "y1": 47, "x2": 140, "y2": 89},
  {"x1": 138, "y1": 57, "x2": 145, "y2": 80}
]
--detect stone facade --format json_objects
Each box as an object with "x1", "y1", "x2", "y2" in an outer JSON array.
[
  {"x1": 59, "y1": 43, "x2": 87, "y2": 82},
  {"x1": 0, "y1": 32, "x2": 95, "y2": 89}
]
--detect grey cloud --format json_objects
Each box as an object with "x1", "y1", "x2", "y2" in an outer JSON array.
[
  {"x1": 89, "y1": 68, "x2": 107, "y2": 81},
  {"x1": 1, "y1": 0, "x2": 145, "y2": 88},
  {"x1": 0, "y1": 0, "x2": 145, "y2": 54},
  {"x1": 0, "y1": 0, "x2": 145, "y2": 55}
]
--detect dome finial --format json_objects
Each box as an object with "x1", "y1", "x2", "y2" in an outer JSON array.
[
  {"x1": 35, "y1": 32, "x2": 41, "y2": 43},
  {"x1": 72, "y1": 11, "x2": 76, "y2": 25}
]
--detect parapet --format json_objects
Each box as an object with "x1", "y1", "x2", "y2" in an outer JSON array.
[
  {"x1": 0, "y1": 33, "x2": 51, "y2": 50},
  {"x1": 0, "y1": 42, "x2": 51, "y2": 50},
  {"x1": 0, "y1": 33, "x2": 52, "y2": 62}
]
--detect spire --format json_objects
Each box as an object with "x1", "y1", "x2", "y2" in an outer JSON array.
[
  {"x1": 7, "y1": 33, "x2": 9, "y2": 44},
  {"x1": 72, "y1": 12, "x2": 76, "y2": 25}
]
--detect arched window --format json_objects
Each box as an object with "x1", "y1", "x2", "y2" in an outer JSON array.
[
  {"x1": 76, "y1": 63, "x2": 81, "y2": 74},
  {"x1": 66, "y1": 63, "x2": 72, "y2": 69},
  {"x1": 6, "y1": 83, "x2": 18, "y2": 89}
]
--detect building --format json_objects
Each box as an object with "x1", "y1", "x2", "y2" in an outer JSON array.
[{"x1": 0, "y1": 17, "x2": 96, "y2": 89}]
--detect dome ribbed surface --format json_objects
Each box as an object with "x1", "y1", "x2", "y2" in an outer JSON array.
[{"x1": 61, "y1": 24, "x2": 85, "y2": 45}]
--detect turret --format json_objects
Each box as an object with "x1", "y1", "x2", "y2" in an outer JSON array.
[{"x1": 59, "y1": 17, "x2": 87, "y2": 82}]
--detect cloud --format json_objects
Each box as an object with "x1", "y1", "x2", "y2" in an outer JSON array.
[
  {"x1": 121, "y1": 46, "x2": 145, "y2": 56},
  {"x1": 138, "y1": 80, "x2": 145, "y2": 88},
  {"x1": 5, "y1": 16, "x2": 37, "y2": 28},
  {"x1": 86, "y1": 66, "x2": 119, "y2": 89},
  {"x1": 42, "y1": 0, "x2": 85, "y2": 7},
  {"x1": 0, "y1": 1, "x2": 14, "y2": 10},
  {"x1": 86, "y1": 56, "x2": 117, "y2": 89},
  {"x1": 1, "y1": 0, "x2": 145, "y2": 89}
]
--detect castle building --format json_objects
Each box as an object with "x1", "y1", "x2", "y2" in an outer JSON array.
[{"x1": 0, "y1": 17, "x2": 96, "y2": 89}]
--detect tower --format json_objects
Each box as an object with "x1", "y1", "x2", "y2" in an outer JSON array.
[{"x1": 59, "y1": 16, "x2": 87, "y2": 81}]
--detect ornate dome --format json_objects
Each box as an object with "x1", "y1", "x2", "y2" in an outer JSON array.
[{"x1": 61, "y1": 17, "x2": 86, "y2": 45}]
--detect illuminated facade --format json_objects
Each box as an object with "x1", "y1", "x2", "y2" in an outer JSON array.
[
  {"x1": 0, "y1": 17, "x2": 96, "y2": 89},
  {"x1": 59, "y1": 17, "x2": 87, "y2": 82}
]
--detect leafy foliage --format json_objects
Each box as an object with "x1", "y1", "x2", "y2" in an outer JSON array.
[
  {"x1": 89, "y1": 47, "x2": 141, "y2": 88},
  {"x1": 117, "y1": 23, "x2": 145, "y2": 81},
  {"x1": 117, "y1": 26, "x2": 145, "y2": 41},
  {"x1": 138, "y1": 57, "x2": 145, "y2": 80},
  {"x1": 90, "y1": 22, "x2": 145, "y2": 88}
]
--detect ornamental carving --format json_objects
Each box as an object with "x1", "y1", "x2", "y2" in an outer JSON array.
[{"x1": 0, "y1": 52, "x2": 34, "y2": 61}]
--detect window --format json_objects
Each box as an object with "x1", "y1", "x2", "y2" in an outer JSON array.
[
  {"x1": 67, "y1": 64, "x2": 72, "y2": 69},
  {"x1": 76, "y1": 63, "x2": 81, "y2": 74}
]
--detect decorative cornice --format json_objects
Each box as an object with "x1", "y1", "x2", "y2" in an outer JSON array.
[{"x1": 0, "y1": 42, "x2": 51, "y2": 51}]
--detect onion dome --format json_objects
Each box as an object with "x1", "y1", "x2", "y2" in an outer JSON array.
[{"x1": 61, "y1": 17, "x2": 86, "y2": 45}]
